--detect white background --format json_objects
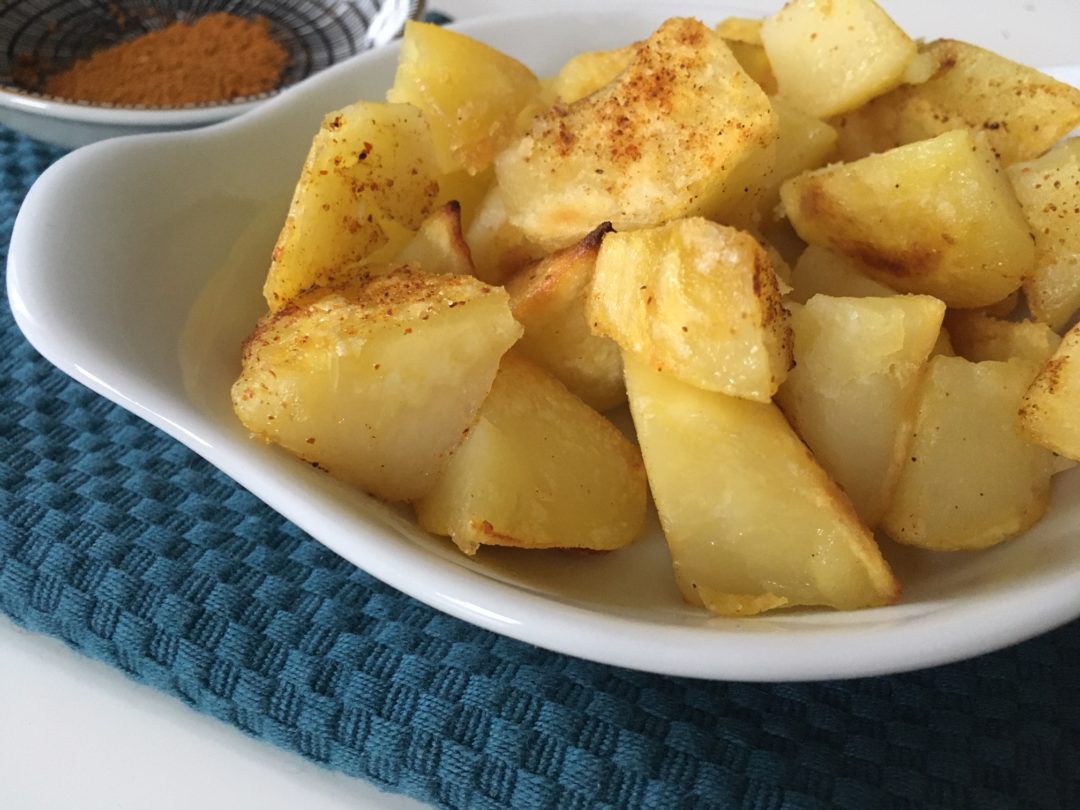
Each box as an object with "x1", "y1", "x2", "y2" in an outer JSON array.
[{"x1": 3, "y1": 2, "x2": 1078, "y2": 808}]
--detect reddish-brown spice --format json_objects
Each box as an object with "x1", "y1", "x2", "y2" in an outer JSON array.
[{"x1": 44, "y1": 13, "x2": 288, "y2": 106}]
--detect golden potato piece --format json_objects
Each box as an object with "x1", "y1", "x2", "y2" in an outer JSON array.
[
  {"x1": 882, "y1": 355, "x2": 1067, "y2": 550},
  {"x1": 781, "y1": 129, "x2": 1035, "y2": 308},
  {"x1": 624, "y1": 355, "x2": 899, "y2": 616},
  {"x1": 752, "y1": 97, "x2": 837, "y2": 218},
  {"x1": 233, "y1": 267, "x2": 522, "y2": 502},
  {"x1": 760, "y1": 0, "x2": 915, "y2": 118},
  {"x1": 1020, "y1": 323, "x2": 1080, "y2": 460},
  {"x1": 464, "y1": 187, "x2": 547, "y2": 285},
  {"x1": 777, "y1": 294, "x2": 945, "y2": 527},
  {"x1": 548, "y1": 44, "x2": 636, "y2": 104},
  {"x1": 1007, "y1": 139, "x2": 1080, "y2": 331},
  {"x1": 772, "y1": 98, "x2": 838, "y2": 185},
  {"x1": 788, "y1": 245, "x2": 896, "y2": 303},
  {"x1": 832, "y1": 39, "x2": 1080, "y2": 166},
  {"x1": 725, "y1": 41, "x2": 778, "y2": 96},
  {"x1": 706, "y1": 136, "x2": 778, "y2": 229},
  {"x1": 715, "y1": 16, "x2": 764, "y2": 44},
  {"x1": 264, "y1": 102, "x2": 444, "y2": 311},
  {"x1": 945, "y1": 310, "x2": 1060, "y2": 370},
  {"x1": 708, "y1": 97, "x2": 838, "y2": 229},
  {"x1": 394, "y1": 201, "x2": 474, "y2": 276},
  {"x1": 716, "y1": 17, "x2": 777, "y2": 94},
  {"x1": 432, "y1": 167, "x2": 494, "y2": 232},
  {"x1": 415, "y1": 354, "x2": 646, "y2": 555},
  {"x1": 588, "y1": 218, "x2": 793, "y2": 402},
  {"x1": 387, "y1": 21, "x2": 540, "y2": 175},
  {"x1": 495, "y1": 17, "x2": 777, "y2": 250},
  {"x1": 506, "y1": 223, "x2": 625, "y2": 411}
]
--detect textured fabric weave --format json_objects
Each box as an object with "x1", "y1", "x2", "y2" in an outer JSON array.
[{"x1": 1, "y1": 127, "x2": 1079, "y2": 809}]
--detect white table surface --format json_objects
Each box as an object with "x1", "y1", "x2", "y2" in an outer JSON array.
[{"x1": 3, "y1": 2, "x2": 1077, "y2": 808}]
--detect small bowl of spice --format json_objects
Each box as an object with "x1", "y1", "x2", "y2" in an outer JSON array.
[{"x1": 0, "y1": 0, "x2": 425, "y2": 148}]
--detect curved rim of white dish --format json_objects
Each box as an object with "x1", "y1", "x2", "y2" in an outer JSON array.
[
  {"x1": 8, "y1": 5, "x2": 1080, "y2": 682},
  {"x1": 0, "y1": 83, "x2": 265, "y2": 125}
]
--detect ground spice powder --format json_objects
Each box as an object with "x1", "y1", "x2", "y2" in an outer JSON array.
[{"x1": 44, "y1": 12, "x2": 288, "y2": 106}]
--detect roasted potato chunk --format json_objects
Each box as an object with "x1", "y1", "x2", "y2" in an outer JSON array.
[
  {"x1": 945, "y1": 310, "x2": 1060, "y2": 369},
  {"x1": 781, "y1": 129, "x2": 1035, "y2": 308},
  {"x1": 832, "y1": 39, "x2": 1080, "y2": 166},
  {"x1": 882, "y1": 355, "x2": 1068, "y2": 550},
  {"x1": 394, "y1": 201, "x2": 474, "y2": 276},
  {"x1": 464, "y1": 187, "x2": 547, "y2": 285},
  {"x1": 415, "y1": 354, "x2": 646, "y2": 555},
  {"x1": 765, "y1": 99, "x2": 838, "y2": 206},
  {"x1": 233, "y1": 267, "x2": 522, "y2": 502},
  {"x1": 588, "y1": 218, "x2": 792, "y2": 402},
  {"x1": 263, "y1": 102, "x2": 445, "y2": 310},
  {"x1": 548, "y1": 44, "x2": 636, "y2": 104},
  {"x1": 716, "y1": 17, "x2": 778, "y2": 94},
  {"x1": 788, "y1": 245, "x2": 896, "y2": 303},
  {"x1": 387, "y1": 21, "x2": 541, "y2": 176},
  {"x1": 495, "y1": 17, "x2": 777, "y2": 250},
  {"x1": 624, "y1": 354, "x2": 899, "y2": 615},
  {"x1": 506, "y1": 224, "x2": 625, "y2": 411},
  {"x1": 760, "y1": 0, "x2": 916, "y2": 118},
  {"x1": 1007, "y1": 139, "x2": 1080, "y2": 331},
  {"x1": 1020, "y1": 323, "x2": 1080, "y2": 460},
  {"x1": 777, "y1": 294, "x2": 945, "y2": 527},
  {"x1": 715, "y1": 16, "x2": 764, "y2": 42}
]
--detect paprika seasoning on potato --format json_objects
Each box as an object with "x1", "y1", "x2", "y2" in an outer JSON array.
[{"x1": 44, "y1": 12, "x2": 288, "y2": 106}]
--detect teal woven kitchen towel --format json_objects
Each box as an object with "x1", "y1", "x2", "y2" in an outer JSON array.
[{"x1": 2, "y1": 126, "x2": 1079, "y2": 809}]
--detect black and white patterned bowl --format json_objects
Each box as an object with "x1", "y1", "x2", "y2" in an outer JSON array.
[{"x1": 0, "y1": 0, "x2": 426, "y2": 147}]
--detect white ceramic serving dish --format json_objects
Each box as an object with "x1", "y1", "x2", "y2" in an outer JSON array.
[{"x1": 9, "y1": 6, "x2": 1080, "y2": 681}]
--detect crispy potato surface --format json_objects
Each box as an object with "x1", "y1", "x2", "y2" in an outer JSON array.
[
  {"x1": 394, "y1": 201, "x2": 475, "y2": 276},
  {"x1": 495, "y1": 17, "x2": 777, "y2": 250},
  {"x1": 781, "y1": 129, "x2": 1035, "y2": 308},
  {"x1": 761, "y1": 0, "x2": 915, "y2": 118},
  {"x1": 588, "y1": 218, "x2": 792, "y2": 402},
  {"x1": 263, "y1": 102, "x2": 441, "y2": 310},
  {"x1": 882, "y1": 355, "x2": 1066, "y2": 550},
  {"x1": 387, "y1": 21, "x2": 540, "y2": 175},
  {"x1": 1007, "y1": 139, "x2": 1080, "y2": 331},
  {"x1": 233, "y1": 267, "x2": 521, "y2": 502},
  {"x1": 506, "y1": 224, "x2": 625, "y2": 411},
  {"x1": 625, "y1": 354, "x2": 899, "y2": 615},
  {"x1": 777, "y1": 294, "x2": 945, "y2": 527},
  {"x1": 415, "y1": 354, "x2": 646, "y2": 555},
  {"x1": 832, "y1": 39, "x2": 1080, "y2": 166},
  {"x1": 1020, "y1": 323, "x2": 1080, "y2": 460}
]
